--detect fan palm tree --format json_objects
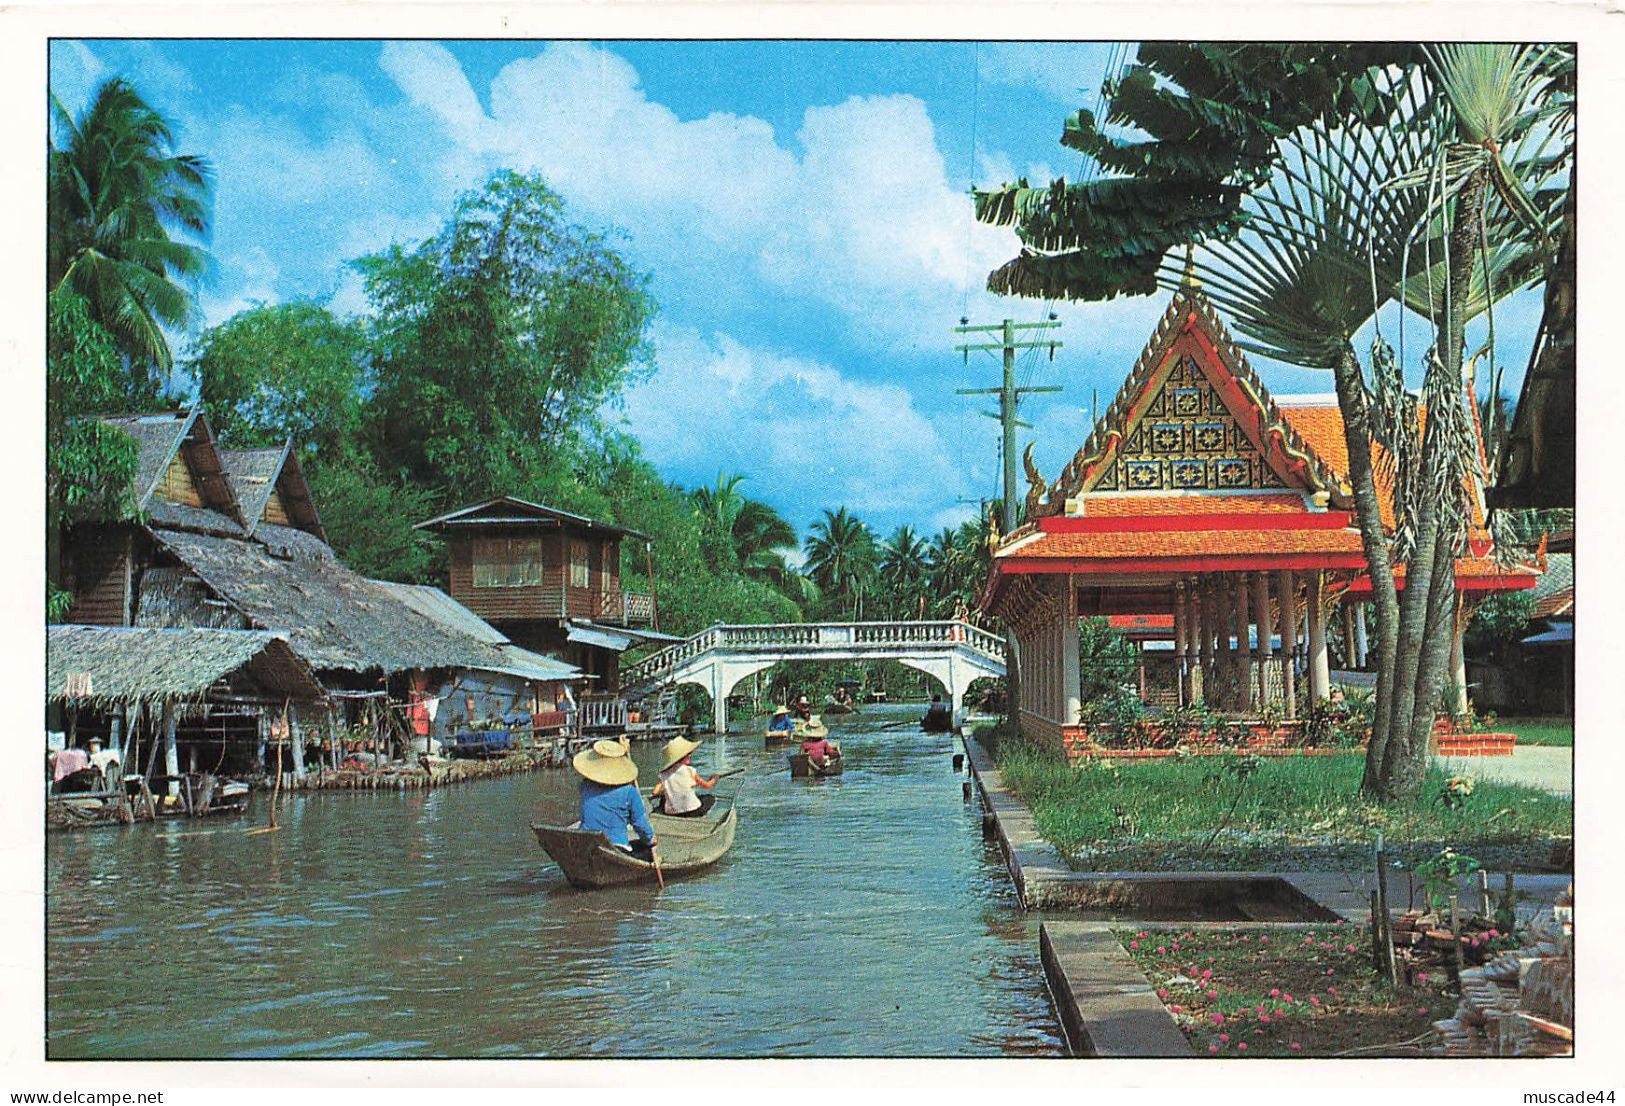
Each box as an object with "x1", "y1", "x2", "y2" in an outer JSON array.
[
  {"x1": 49, "y1": 77, "x2": 212, "y2": 398},
  {"x1": 803, "y1": 507, "x2": 877, "y2": 619}
]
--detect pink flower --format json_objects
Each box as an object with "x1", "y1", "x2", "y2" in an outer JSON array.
[
  {"x1": 1418, "y1": 1007, "x2": 1429, "y2": 1015},
  {"x1": 1417, "y1": 972, "x2": 1429, "y2": 982},
  {"x1": 1309, "y1": 997, "x2": 1320, "y2": 1007},
  {"x1": 1207, "y1": 990, "x2": 1218, "y2": 1000},
  {"x1": 1209, "y1": 957, "x2": 1217, "y2": 964},
  {"x1": 1327, "y1": 987, "x2": 1338, "y2": 996},
  {"x1": 1290, "y1": 1042, "x2": 1302, "y2": 1051},
  {"x1": 1170, "y1": 1004, "x2": 1183, "y2": 1013},
  {"x1": 1488, "y1": 929, "x2": 1500, "y2": 938},
  {"x1": 1211, "y1": 1013, "x2": 1225, "y2": 1025},
  {"x1": 1202, "y1": 969, "x2": 1213, "y2": 980},
  {"x1": 1345, "y1": 944, "x2": 1357, "y2": 952},
  {"x1": 1129, "y1": 941, "x2": 1140, "y2": 949},
  {"x1": 1254, "y1": 1029, "x2": 1264, "y2": 1036},
  {"x1": 1156, "y1": 946, "x2": 1167, "y2": 954},
  {"x1": 1260, "y1": 936, "x2": 1269, "y2": 943},
  {"x1": 1238, "y1": 1042, "x2": 1248, "y2": 1051},
  {"x1": 1157, "y1": 988, "x2": 1169, "y2": 1000},
  {"x1": 1218, "y1": 1033, "x2": 1230, "y2": 1043},
  {"x1": 1255, "y1": 1005, "x2": 1265, "y2": 1015},
  {"x1": 1260, "y1": 1015, "x2": 1271, "y2": 1024},
  {"x1": 1326, "y1": 968, "x2": 1335, "y2": 975},
  {"x1": 1269, "y1": 989, "x2": 1281, "y2": 998},
  {"x1": 1209, "y1": 1044, "x2": 1219, "y2": 1053},
  {"x1": 1335, "y1": 919, "x2": 1344, "y2": 926},
  {"x1": 1274, "y1": 1009, "x2": 1285, "y2": 1018},
  {"x1": 1172, "y1": 943, "x2": 1181, "y2": 950},
  {"x1": 1283, "y1": 994, "x2": 1294, "y2": 1003}
]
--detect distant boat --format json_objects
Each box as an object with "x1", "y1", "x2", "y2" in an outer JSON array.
[
  {"x1": 531, "y1": 797, "x2": 738, "y2": 889},
  {"x1": 787, "y1": 751, "x2": 844, "y2": 778},
  {"x1": 921, "y1": 706, "x2": 955, "y2": 733},
  {"x1": 764, "y1": 728, "x2": 797, "y2": 748},
  {"x1": 822, "y1": 701, "x2": 856, "y2": 715}
]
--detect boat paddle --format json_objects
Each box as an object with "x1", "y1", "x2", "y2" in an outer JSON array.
[{"x1": 651, "y1": 843, "x2": 665, "y2": 890}]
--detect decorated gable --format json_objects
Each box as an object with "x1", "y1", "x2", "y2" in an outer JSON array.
[{"x1": 1090, "y1": 353, "x2": 1287, "y2": 494}]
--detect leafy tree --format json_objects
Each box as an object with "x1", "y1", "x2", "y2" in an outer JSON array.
[
  {"x1": 190, "y1": 301, "x2": 369, "y2": 454},
  {"x1": 803, "y1": 507, "x2": 878, "y2": 618},
  {"x1": 47, "y1": 288, "x2": 140, "y2": 616},
  {"x1": 49, "y1": 77, "x2": 211, "y2": 398},
  {"x1": 976, "y1": 43, "x2": 1571, "y2": 801},
  {"x1": 879, "y1": 525, "x2": 930, "y2": 618},
  {"x1": 305, "y1": 453, "x2": 438, "y2": 583},
  {"x1": 359, "y1": 170, "x2": 654, "y2": 498},
  {"x1": 1078, "y1": 616, "x2": 1138, "y2": 701}
]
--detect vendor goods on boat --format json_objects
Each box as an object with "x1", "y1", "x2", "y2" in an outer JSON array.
[
  {"x1": 531, "y1": 796, "x2": 738, "y2": 889},
  {"x1": 788, "y1": 751, "x2": 844, "y2": 778}
]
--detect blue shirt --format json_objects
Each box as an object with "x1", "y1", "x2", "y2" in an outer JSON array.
[
  {"x1": 767, "y1": 714, "x2": 796, "y2": 733},
  {"x1": 579, "y1": 781, "x2": 654, "y2": 847}
]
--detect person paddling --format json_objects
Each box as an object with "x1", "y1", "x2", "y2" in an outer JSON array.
[
  {"x1": 798, "y1": 717, "x2": 839, "y2": 770},
  {"x1": 766, "y1": 705, "x2": 796, "y2": 738},
  {"x1": 651, "y1": 737, "x2": 718, "y2": 818},
  {"x1": 573, "y1": 739, "x2": 656, "y2": 859}
]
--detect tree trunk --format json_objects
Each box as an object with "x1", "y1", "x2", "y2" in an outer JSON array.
[
  {"x1": 1332, "y1": 345, "x2": 1402, "y2": 794},
  {"x1": 1373, "y1": 171, "x2": 1487, "y2": 801}
]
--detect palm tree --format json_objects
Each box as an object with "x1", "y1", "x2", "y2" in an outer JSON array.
[
  {"x1": 879, "y1": 525, "x2": 930, "y2": 618},
  {"x1": 50, "y1": 77, "x2": 212, "y2": 399},
  {"x1": 803, "y1": 507, "x2": 878, "y2": 618}
]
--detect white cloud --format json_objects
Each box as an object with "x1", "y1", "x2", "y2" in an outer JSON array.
[
  {"x1": 979, "y1": 43, "x2": 1115, "y2": 106},
  {"x1": 47, "y1": 41, "x2": 106, "y2": 117},
  {"x1": 619, "y1": 323, "x2": 971, "y2": 525},
  {"x1": 378, "y1": 41, "x2": 1021, "y2": 350}
]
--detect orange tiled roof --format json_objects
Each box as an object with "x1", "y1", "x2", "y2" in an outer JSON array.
[
  {"x1": 1002, "y1": 527, "x2": 1365, "y2": 561},
  {"x1": 1081, "y1": 493, "x2": 1308, "y2": 517},
  {"x1": 1532, "y1": 585, "x2": 1574, "y2": 619}
]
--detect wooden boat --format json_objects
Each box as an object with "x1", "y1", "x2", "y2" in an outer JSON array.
[
  {"x1": 921, "y1": 708, "x2": 955, "y2": 734},
  {"x1": 764, "y1": 728, "x2": 798, "y2": 748},
  {"x1": 788, "y1": 751, "x2": 844, "y2": 778},
  {"x1": 531, "y1": 796, "x2": 738, "y2": 889},
  {"x1": 822, "y1": 701, "x2": 856, "y2": 715}
]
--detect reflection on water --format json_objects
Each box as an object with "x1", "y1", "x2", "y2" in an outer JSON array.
[{"x1": 47, "y1": 708, "x2": 1061, "y2": 1058}]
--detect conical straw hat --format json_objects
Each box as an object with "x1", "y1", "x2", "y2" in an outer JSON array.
[
  {"x1": 573, "y1": 738, "x2": 638, "y2": 786},
  {"x1": 660, "y1": 736, "x2": 702, "y2": 772},
  {"x1": 800, "y1": 716, "x2": 829, "y2": 738}
]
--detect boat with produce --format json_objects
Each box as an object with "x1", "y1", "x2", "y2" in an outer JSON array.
[{"x1": 787, "y1": 751, "x2": 844, "y2": 778}]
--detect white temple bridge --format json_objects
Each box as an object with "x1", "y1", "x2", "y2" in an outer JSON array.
[{"x1": 621, "y1": 620, "x2": 1007, "y2": 733}]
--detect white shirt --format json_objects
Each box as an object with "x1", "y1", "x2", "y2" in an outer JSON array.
[{"x1": 659, "y1": 763, "x2": 701, "y2": 814}]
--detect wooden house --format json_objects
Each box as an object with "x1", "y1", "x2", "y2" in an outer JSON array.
[
  {"x1": 51, "y1": 408, "x2": 586, "y2": 780},
  {"x1": 416, "y1": 497, "x2": 678, "y2": 689}
]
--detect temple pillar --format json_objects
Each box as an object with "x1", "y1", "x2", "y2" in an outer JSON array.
[
  {"x1": 1173, "y1": 582, "x2": 1189, "y2": 706},
  {"x1": 1276, "y1": 570, "x2": 1298, "y2": 718},
  {"x1": 1233, "y1": 572, "x2": 1252, "y2": 711},
  {"x1": 1354, "y1": 602, "x2": 1370, "y2": 669},
  {"x1": 1199, "y1": 576, "x2": 1217, "y2": 706},
  {"x1": 1062, "y1": 578, "x2": 1081, "y2": 724},
  {"x1": 1341, "y1": 600, "x2": 1357, "y2": 670},
  {"x1": 1306, "y1": 572, "x2": 1330, "y2": 703},
  {"x1": 1252, "y1": 570, "x2": 1273, "y2": 707}
]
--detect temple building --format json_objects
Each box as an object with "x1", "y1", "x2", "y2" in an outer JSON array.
[{"x1": 981, "y1": 287, "x2": 1538, "y2": 749}]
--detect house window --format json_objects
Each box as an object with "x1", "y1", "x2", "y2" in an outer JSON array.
[
  {"x1": 473, "y1": 538, "x2": 544, "y2": 588},
  {"x1": 600, "y1": 544, "x2": 615, "y2": 594},
  {"x1": 569, "y1": 541, "x2": 589, "y2": 589}
]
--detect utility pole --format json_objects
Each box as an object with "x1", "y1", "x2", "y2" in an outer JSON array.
[
  {"x1": 954, "y1": 317, "x2": 1063, "y2": 729},
  {"x1": 954, "y1": 318, "x2": 1063, "y2": 532}
]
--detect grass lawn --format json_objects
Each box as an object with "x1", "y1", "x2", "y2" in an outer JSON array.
[
  {"x1": 1118, "y1": 923, "x2": 1454, "y2": 1057},
  {"x1": 1497, "y1": 717, "x2": 1573, "y2": 746},
  {"x1": 995, "y1": 742, "x2": 1572, "y2": 872}
]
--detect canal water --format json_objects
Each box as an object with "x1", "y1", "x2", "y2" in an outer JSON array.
[{"x1": 46, "y1": 707, "x2": 1062, "y2": 1058}]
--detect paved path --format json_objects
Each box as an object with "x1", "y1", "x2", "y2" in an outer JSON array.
[{"x1": 1434, "y1": 745, "x2": 1572, "y2": 797}]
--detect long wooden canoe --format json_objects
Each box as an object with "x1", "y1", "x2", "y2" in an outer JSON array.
[
  {"x1": 531, "y1": 797, "x2": 737, "y2": 889},
  {"x1": 787, "y1": 752, "x2": 844, "y2": 778},
  {"x1": 764, "y1": 730, "x2": 797, "y2": 748}
]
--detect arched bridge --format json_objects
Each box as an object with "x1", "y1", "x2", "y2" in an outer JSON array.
[{"x1": 621, "y1": 620, "x2": 1006, "y2": 733}]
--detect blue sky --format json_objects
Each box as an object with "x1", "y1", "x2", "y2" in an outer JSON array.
[{"x1": 48, "y1": 39, "x2": 1543, "y2": 543}]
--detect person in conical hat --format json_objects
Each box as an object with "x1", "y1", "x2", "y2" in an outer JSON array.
[
  {"x1": 798, "y1": 717, "x2": 839, "y2": 769},
  {"x1": 766, "y1": 705, "x2": 796, "y2": 737},
  {"x1": 573, "y1": 738, "x2": 656, "y2": 854},
  {"x1": 651, "y1": 736, "x2": 718, "y2": 818}
]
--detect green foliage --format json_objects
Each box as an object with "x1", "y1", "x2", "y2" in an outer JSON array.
[
  {"x1": 1412, "y1": 847, "x2": 1481, "y2": 911},
  {"x1": 47, "y1": 288, "x2": 139, "y2": 531},
  {"x1": 360, "y1": 170, "x2": 654, "y2": 498},
  {"x1": 803, "y1": 507, "x2": 878, "y2": 618},
  {"x1": 1078, "y1": 616, "x2": 1137, "y2": 700},
  {"x1": 1468, "y1": 590, "x2": 1538, "y2": 655},
  {"x1": 304, "y1": 452, "x2": 438, "y2": 583},
  {"x1": 190, "y1": 300, "x2": 369, "y2": 453},
  {"x1": 49, "y1": 76, "x2": 212, "y2": 391}
]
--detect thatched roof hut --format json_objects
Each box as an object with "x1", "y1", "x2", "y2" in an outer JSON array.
[{"x1": 47, "y1": 625, "x2": 325, "y2": 710}]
